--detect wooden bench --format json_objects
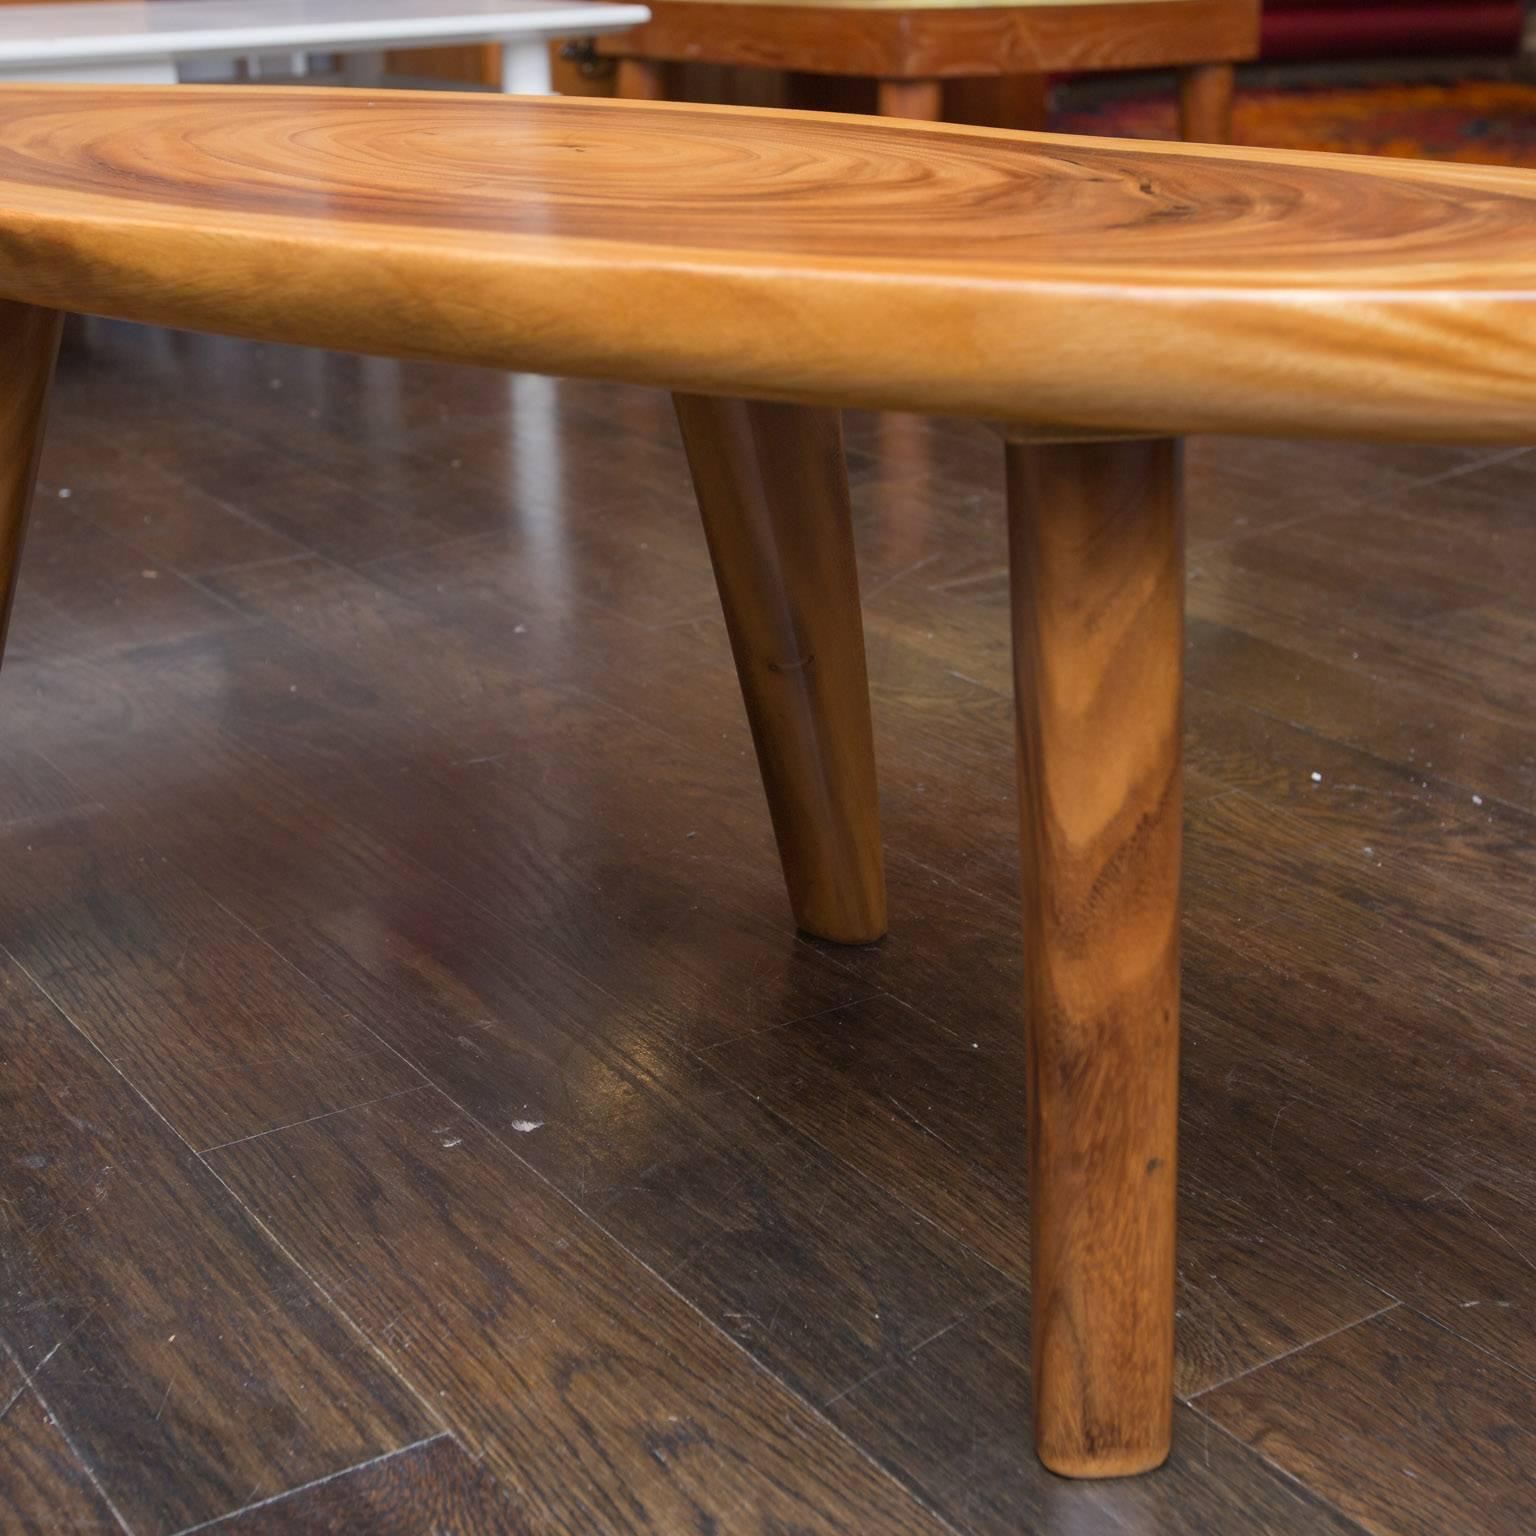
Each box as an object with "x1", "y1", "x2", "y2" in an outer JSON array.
[
  {"x1": 4, "y1": 83, "x2": 1534, "y2": 1479},
  {"x1": 602, "y1": 0, "x2": 1258, "y2": 140}
]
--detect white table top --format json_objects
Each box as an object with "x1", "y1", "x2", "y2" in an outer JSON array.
[{"x1": 0, "y1": 0, "x2": 648, "y2": 65}]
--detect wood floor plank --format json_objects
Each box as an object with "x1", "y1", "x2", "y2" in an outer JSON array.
[
  {"x1": 48, "y1": 348, "x2": 461, "y2": 566},
  {"x1": 5, "y1": 627, "x2": 1423, "y2": 1448},
  {"x1": 0, "y1": 806, "x2": 426, "y2": 1150},
  {"x1": 0, "y1": 956, "x2": 435, "y2": 1534},
  {"x1": 11, "y1": 495, "x2": 249, "y2": 661},
  {"x1": 0, "y1": 1354, "x2": 123, "y2": 1534},
  {"x1": 201, "y1": 1435, "x2": 524, "y2": 1536},
  {"x1": 35, "y1": 418, "x2": 304, "y2": 580},
  {"x1": 206, "y1": 1089, "x2": 954, "y2": 1536},
  {"x1": 1185, "y1": 615, "x2": 1536, "y2": 814},
  {"x1": 1184, "y1": 682, "x2": 1536, "y2": 910},
  {"x1": 0, "y1": 743, "x2": 88, "y2": 829},
  {"x1": 20, "y1": 690, "x2": 1017, "y2": 1414},
  {"x1": 16, "y1": 321, "x2": 1534, "y2": 1534},
  {"x1": 1197, "y1": 1308, "x2": 1536, "y2": 1536},
  {"x1": 699, "y1": 985, "x2": 1397, "y2": 1400},
  {"x1": 828, "y1": 1292, "x2": 1372, "y2": 1536}
]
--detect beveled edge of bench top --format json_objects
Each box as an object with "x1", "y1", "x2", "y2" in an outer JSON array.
[{"x1": 3, "y1": 85, "x2": 1536, "y2": 444}]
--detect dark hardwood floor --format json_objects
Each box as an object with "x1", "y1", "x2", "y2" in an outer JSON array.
[{"x1": 2, "y1": 318, "x2": 1533, "y2": 1535}]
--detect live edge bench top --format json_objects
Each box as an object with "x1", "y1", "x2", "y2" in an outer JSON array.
[{"x1": 4, "y1": 84, "x2": 1536, "y2": 441}]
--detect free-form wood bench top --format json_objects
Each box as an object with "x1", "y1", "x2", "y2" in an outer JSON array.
[{"x1": 3, "y1": 84, "x2": 1536, "y2": 441}]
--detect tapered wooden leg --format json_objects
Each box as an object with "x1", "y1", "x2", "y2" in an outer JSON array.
[
  {"x1": 1, "y1": 301, "x2": 63, "y2": 661},
  {"x1": 615, "y1": 57, "x2": 666, "y2": 101},
  {"x1": 1178, "y1": 61, "x2": 1233, "y2": 143},
  {"x1": 876, "y1": 78, "x2": 944, "y2": 121},
  {"x1": 675, "y1": 394, "x2": 886, "y2": 945},
  {"x1": 1005, "y1": 436, "x2": 1182, "y2": 1478}
]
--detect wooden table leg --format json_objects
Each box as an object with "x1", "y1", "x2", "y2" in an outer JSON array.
[
  {"x1": 1178, "y1": 61, "x2": 1233, "y2": 143},
  {"x1": 1, "y1": 300, "x2": 63, "y2": 662},
  {"x1": 675, "y1": 394, "x2": 886, "y2": 946},
  {"x1": 876, "y1": 78, "x2": 943, "y2": 121},
  {"x1": 1005, "y1": 435, "x2": 1182, "y2": 1477},
  {"x1": 615, "y1": 56, "x2": 667, "y2": 100}
]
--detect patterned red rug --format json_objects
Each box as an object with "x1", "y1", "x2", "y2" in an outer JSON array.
[{"x1": 1054, "y1": 78, "x2": 1536, "y2": 166}]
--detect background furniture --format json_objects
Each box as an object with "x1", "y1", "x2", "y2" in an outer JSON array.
[
  {"x1": 0, "y1": 0, "x2": 648, "y2": 90},
  {"x1": 1261, "y1": 0, "x2": 1523, "y2": 61},
  {"x1": 600, "y1": 0, "x2": 1258, "y2": 137},
  {"x1": 5, "y1": 82, "x2": 1536, "y2": 1479}
]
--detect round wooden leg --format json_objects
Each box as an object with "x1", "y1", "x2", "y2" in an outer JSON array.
[
  {"x1": 0, "y1": 300, "x2": 63, "y2": 661},
  {"x1": 615, "y1": 57, "x2": 667, "y2": 101},
  {"x1": 876, "y1": 78, "x2": 944, "y2": 121},
  {"x1": 1006, "y1": 435, "x2": 1182, "y2": 1478},
  {"x1": 1178, "y1": 62, "x2": 1233, "y2": 144},
  {"x1": 676, "y1": 393, "x2": 886, "y2": 945}
]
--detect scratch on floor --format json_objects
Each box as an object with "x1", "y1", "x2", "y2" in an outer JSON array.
[{"x1": 885, "y1": 1092, "x2": 967, "y2": 1162}]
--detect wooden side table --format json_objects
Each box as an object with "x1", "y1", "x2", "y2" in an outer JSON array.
[{"x1": 598, "y1": 0, "x2": 1258, "y2": 139}]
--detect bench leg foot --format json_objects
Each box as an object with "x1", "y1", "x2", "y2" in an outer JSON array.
[
  {"x1": 1178, "y1": 62, "x2": 1233, "y2": 143},
  {"x1": 1, "y1": 301, "x2": 63, "y2": 663},
  {"x1": 1005, "y1": 436, "x2": 1182, "y2": 1478},
  {"x1": 676, "y1": 394, "x2": 886, "y2": 945}
]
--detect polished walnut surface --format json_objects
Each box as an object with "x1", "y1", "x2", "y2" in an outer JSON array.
[{"x1": 3, "y1": 84, "x2": 1536, "y2": 439}]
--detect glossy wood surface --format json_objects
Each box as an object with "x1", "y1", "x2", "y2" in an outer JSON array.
[
  {"x1": 5, "y1": 322, "x2": 1536, "y2": 1528},
  {"x1": 7, "y1": 84, "x2": 1536, "y2": 441},
  {"x1": 676, "y1": 394, "x2": 886, "y2": 943},
  {"x1": 1008, "y1": 438, "x2": 1183, "y2": 1475},
  {"x1": 0, "y1": 300, "x2": 59, "y2": 659}
]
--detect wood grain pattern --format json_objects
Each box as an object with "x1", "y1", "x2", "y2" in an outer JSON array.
[
  {"x1": 8, "y1": 322, "x2": 1536, "y2": 1527},
  {"x1": 0, "y1": 955, "x2": 434, "y2": 1533},
  {"x1": 0, "y1": 807, "x2": 425, "y2": 1149},
  {"x1": 6, "y1": 85, "x2": 1536, "y2": 440},
  {"x1": 1178, "y1": 61, "x2": 1232, "y2": 142},
  {"x1": 676, "y1": 394, "x2": 885, "y2": 943},
  {"x1": 1007, "y1": 438, "x2": 1183, "y2": 1475},
  {"x1": 699, "y1": 984, "x2": 1396, "y2": 1400},
  {"x1": 208, "y1": 1435, "x2": 526, "y2": 1535},
  {"x1": 877, "y1": 76, "x2": 944, "y2": 119},
  {"x1": 830, "y1": 1293, "x2": 1373, "y2": 1536},
  {"x1": 600, "y1": 0, "x2": 1255, "y2": 77},
  {"x1": 0, "y1": 300, "x2": 59, "y2": 662},
  {"x1": 1198, "y1": 1308, "x2": 1536, "y2": 1536},
  {"x1": 207, "y1": 1088, "x2": 955, "y2": 1536},
  {"x1": 0, "y1": 1353, "x2": 121, "y2": 1535}
]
